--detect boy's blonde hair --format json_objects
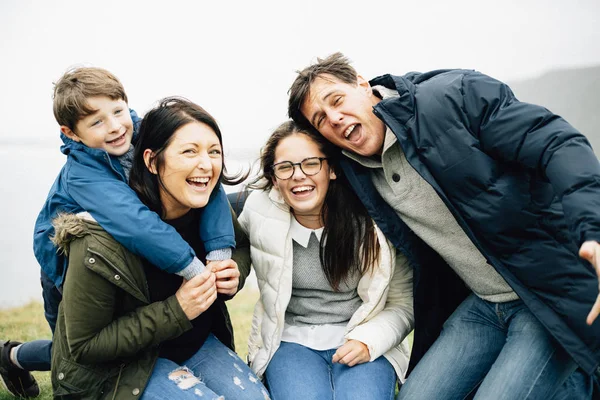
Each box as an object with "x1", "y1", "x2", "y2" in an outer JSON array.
[{"x1": 53, "y1": 67, "x2": 128, "y2": 131}]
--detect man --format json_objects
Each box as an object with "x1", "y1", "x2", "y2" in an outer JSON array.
[{"x1": 288, "y1": 53, "x2": 600, "y2": 399}]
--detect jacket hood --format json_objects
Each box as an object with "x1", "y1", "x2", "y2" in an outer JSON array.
[
  {"x1": 59, "y1": 132, "x2": 84, "y2": 155},
  {"x1": 52, "y1": 214, "x2": 89, "y2": 256}
]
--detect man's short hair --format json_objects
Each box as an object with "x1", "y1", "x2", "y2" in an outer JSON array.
[
  {"x1": 53, "y1": 67, "x2": 128, "y2": 131},
  {"x1": 288, "y1": 52, "x2": 358, "y2": 128}
]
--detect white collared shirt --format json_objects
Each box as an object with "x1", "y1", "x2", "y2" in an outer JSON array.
[{"x1": 289, "y1": 216, "x2": 323, "y2": 247}]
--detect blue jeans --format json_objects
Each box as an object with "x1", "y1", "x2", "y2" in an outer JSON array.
[
  {"x1": 141, "y1": 334, "x2": 269, "y2": 400},
  {"x1": 265, "y1": 341, "x2": 397, "y2": 400},
  {"x1": 398, "y1": 294, "x2": 579, "y2": 400},
  {"x1": 41, "y1": 268, "x2": 62, "y2": 333},
  {"x1": 12, "y1": 269, "x2": 58, "y2": 371},
  {"x1": 14, "y1": 339, "x2": 52, "y2": 371}
]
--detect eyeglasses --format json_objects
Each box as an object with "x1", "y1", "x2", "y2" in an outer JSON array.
[{"x1": 272, "y1": 157, "x2": 328, "y2": 180}]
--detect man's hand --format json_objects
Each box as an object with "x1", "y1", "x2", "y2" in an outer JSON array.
[
  {"x1": 209, "y1": 259, "x2": 240, "y2": 296},
  {"x1": 332, "y1": 340, "x2": 371, "y2": 367},
  {"x1": 579, "y1": 240, "x2": 600, "y2": 325}
]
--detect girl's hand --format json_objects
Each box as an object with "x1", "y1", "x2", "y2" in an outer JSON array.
[
  {"x1": 332, "y1": 339, "x2": 371, "y2": 367},
  {"x1": 209, "y1": 259, "x2": 240, "y2": 296},
  {"x1": 175, "y1": 267, "x2": 217, "y2": 320}
]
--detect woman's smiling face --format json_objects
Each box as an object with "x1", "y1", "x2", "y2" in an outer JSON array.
[
  {"x1": 273, "y1": 133, "x2": 336, "y2": 228},
  {"x1": 146, "y1": 121, "x2": 223, "y2": 220}
]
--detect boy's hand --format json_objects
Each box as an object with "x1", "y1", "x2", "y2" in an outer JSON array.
[
  {"x1": 209, "y1": 259, "x2": 240, "y2": 296},
  {"x1": 332, "y1": 340, "x2": 370, "y2": 367},
  {"x1": 175, "y1": 267, "x2": 217, "y2": 320},
  {"x1": 579, "y1": 240, "x2": 600, "y2": 325}
]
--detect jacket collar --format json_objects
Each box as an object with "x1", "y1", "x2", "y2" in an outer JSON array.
[
  {"x1": 268, "y1": 186, "x2": 289, "y2": 208},
  {"x1": 370, "y1": 74, "x2": 416, "y2": 130},
  {"x1": 59, "y1": 108, "x2": 140, "y2": 156}
]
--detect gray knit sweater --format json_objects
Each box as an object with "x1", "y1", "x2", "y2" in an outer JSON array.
[
  {"x1": 285, "y1": 233, "x2": 362, "y2": 326},
  {"x1": 343, "y1": 86, "x2": 518, "y2": 303}
]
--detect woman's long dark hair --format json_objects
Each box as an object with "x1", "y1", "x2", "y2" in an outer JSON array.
[
  {"x1": 129, "y1": 97, "x2": 246, "y2": 217},
  {"x1": 250, "y1": 120, "x2": 380, "y2": 290}
]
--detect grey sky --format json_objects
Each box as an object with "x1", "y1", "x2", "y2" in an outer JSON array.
[
  {"x1": 1, "y1": 0, "x2": 599, "y2": 153},
  {"x1": 0, "y1": 0, "x2": 599, "y2": 307}
]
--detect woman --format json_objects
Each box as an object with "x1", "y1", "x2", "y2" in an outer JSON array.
[
  {"x1": 239, "y1": 121, "x2": 414, "y2": 400},
  {"x1": 50, "y1": 97, "x2": 270, "y2": 400}
]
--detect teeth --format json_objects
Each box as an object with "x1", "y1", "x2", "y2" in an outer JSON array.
[
  {"x1": 292, "y1": 186, "x2": 313, "y2": 193},
  {"x1": 344, "y1": 124, "x2": 356, "y2": 138},
  {"x1": 108, "y1": 133, "x2": 124, "y2": 143},
  {"x1": 188, "y1": 177, "x2": 209, "y2": 183}
]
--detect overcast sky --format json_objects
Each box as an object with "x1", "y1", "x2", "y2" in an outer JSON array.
[{"x1": 1, "y1": 0, "x2": 599, "y2": 155}]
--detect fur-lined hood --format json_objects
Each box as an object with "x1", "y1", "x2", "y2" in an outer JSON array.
[{"x1": 51, "y1": 213, "x2": 93, "y2": 256}]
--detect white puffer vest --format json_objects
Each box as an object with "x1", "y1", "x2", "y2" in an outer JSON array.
[{"x1": 239, "y1": 189, "x2": 414, "y2": 382}]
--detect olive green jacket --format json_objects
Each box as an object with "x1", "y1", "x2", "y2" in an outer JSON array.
[{"x1": 51, "y1": 208, "x2": 251, "y2": 400}]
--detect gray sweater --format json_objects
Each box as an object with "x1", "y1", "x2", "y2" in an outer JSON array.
[
  {"x1": 285, "y1": 233, "x2": 362, "y2": 326},
  {"x1": 343, "y1": 86, "x2": 518, "y2": 303}
]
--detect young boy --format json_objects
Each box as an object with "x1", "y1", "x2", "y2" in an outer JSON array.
[{"x1": 0, "y1": 67, "x2": 237, "y2": 398}]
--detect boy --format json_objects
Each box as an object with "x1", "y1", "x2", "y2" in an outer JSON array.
[{"x1": 0, "y1": 67, "x2": 238, "y2": 398}]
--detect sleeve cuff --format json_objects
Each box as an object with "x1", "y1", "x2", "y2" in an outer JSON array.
[
  {"x1": 176, "y1": 257, "x2": 205, "y2": 280},
  {"x1": 206, "y1": 248, "x2": 233, "y2": 261}
]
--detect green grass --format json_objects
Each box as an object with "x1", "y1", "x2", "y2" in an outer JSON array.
[
  {"x1": 1, "y1": 290, "x2": 413, "y2": 399},
  {"x1": 0, "y1": 288, "x2": 259, "y2": 400}
]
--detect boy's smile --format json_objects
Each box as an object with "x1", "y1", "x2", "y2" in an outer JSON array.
[{"x1": 63, "y1": 96, "x2": 133, "y2": 156}]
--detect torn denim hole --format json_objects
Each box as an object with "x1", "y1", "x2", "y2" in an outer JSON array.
[
  {"x1": 233, "y1": 376, "x2": 245, "y2": 390},
  {"x1": 193, "y1": 388, "x2": 224, "y2": 399},
  {"x1": 227, "y1": 350, "x2": 238, "y2": 359},
  {"x1": 261, "y1": 387, "x2": 271, "y2": 400},
  {"x1": 168, "y1": 366, "x2": 202, "y2": 390},
  {"x1": 248, "y1": 373, "x2": 258, "y2": 384}
]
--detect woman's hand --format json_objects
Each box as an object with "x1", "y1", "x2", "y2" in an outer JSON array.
[
  {"x1": 175, "y1": 268, "x2": 217, "y2": 320},
  {"x1": 209, "y1": 259, "x2": 240, "y2": 296},
  {"x1": 332, "y1": 340, "x2": 371, "y2": 367}
]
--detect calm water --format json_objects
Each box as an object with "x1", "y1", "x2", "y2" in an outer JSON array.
[{"x1": 0, "y1": 143, "x2": 257, "y2": 308}]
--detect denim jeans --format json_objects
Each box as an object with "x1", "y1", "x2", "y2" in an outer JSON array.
[
  {"x1": 40, "y1": 268, "x2": 62, "y2": 333},
  {"x1": 141, "y1": 334, "x2": 269, "y2": 400},
  {"x1": 13, "y1": 339, "x2": 52, "y2": 372},
  {"x1": 12, "y1": 269, "x2": 58, "y2": 371},
  {"x1": 397, "y1": 294, "x2": 579, "y2": 400},
  {"x1": 265, "y1": 341, "x2": 396, "y2": 400}
]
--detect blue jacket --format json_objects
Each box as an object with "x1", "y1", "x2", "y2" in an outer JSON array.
[
  {"x1": 341, "y1": 71, "x2": 600, "y2": 375},
  {"x1": 34, "y1": 110, "x2": 235, "y2": 288}
]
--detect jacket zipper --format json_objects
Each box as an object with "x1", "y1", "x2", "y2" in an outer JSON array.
[{"x1": 111, "y1": 363, "x2": 125, "y2": 400}]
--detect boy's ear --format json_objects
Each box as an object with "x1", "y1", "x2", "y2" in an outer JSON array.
[
  {"x1": 60, "y1": 126, "x2": 81, "y2": 142},
  {"x1": 143, "y1": 149, "x2": 158, "y2": 174}
]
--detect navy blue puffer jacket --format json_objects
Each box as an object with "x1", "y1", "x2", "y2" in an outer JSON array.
[{"x1": 341, "y1": 71, "x2": 600, "y2": 375}]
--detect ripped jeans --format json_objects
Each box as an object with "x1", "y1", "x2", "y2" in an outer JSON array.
[{"x1": 141, "y1": 334, "x2": 270, "y2": 400}]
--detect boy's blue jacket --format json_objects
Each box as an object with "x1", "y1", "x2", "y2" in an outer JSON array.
[
  {"x1": 34, "y1": 110, "x2": 235, "y2": 288},
  {"x1": 341, "y1": 71, "x2": 600, "y2": 375}
]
